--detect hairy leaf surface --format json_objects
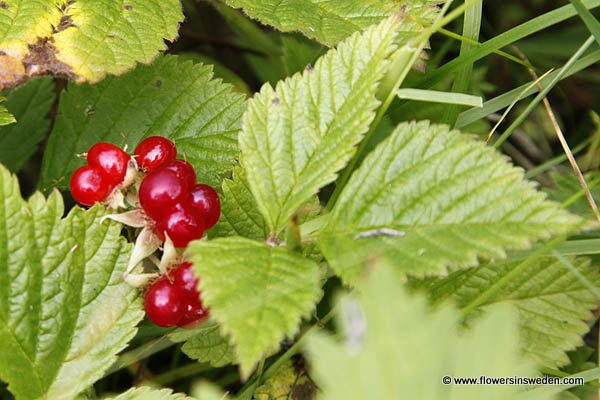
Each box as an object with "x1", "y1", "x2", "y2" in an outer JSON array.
[
  {"x1": 188, "y1": 237, "x2": 322, "y2": 377},
  {"x1": 320, "y1": 121, "x2": 581, "y2": 283},
  {"x1": 40, "y1": 56, "x2": 246, "y2": 190},
  {"x1": 0, "y1": 0, "x2": 183, "y2": 88},
  {"x1": 240, "y1": 17, "x2": 401, "y2": 233},
  {"x1": 0, "y1": 165, "x2": 143, "y2": 400}
]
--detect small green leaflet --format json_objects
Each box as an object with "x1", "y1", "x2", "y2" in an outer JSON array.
[
  {"x1": 240, "y1": 16, "x2": 401, "y2": 234},
  {"x1": 0, "y1": 77, "x2": 54, "y2": 171},
  {"x1": 0, "y1": 0, "x2": 183, "y2": 88},
  {"x1": 0, "y1": 165, "x2": 143, "y2": 400},
  {"x1": 40, "y1": 55, "x2": 246, "y2": 190},
  {"x1": 305, "y1": 264, "x2": 547, "y2": 400},
  {"x1": 221, "y1": 0, "x2": 441, "y2": 46},
  {"x1": 211, "y1": 166, "x2": 269, "y2": 241},
  {"x1": 188, "y1": 237, "x2": 323, "y2": 377},
  {"x1": 169, "y1": 322, "x2": 235, "y2": 367},
  {"x1": 415, "y1": 256, "x2": 600, "y2": 368},
  {"x1": 0, "y1": 97, "x2": 15, "y2": 126},
  {"x1": 319, "y1": 121, "x2": 581, "y2": 284},
  {"x1": 254, "y1": 361, "x2": 316, "y2": 400}
]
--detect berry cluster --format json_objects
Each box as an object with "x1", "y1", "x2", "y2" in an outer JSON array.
[
  {"x1": 136, "y1": 137, "x2": 220, "y2": 248},
  {"x1": 69, "y1": 136, "x2": 220, "y2": 329},
  {"x1": 145, "y1": 262, "x2": 209, "y2": 328},
  {"x1": 70, "y1": 142, "x2": 131, "y2": 206}
]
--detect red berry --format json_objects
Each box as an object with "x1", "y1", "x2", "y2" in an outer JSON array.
[
  {"x1": 144, "y1": 276, "x2": 184, "y2": 327},
  {"x1": 176, "y1": 297, "x2": 209, "y2": 328},
  {"x1": 70, "y1": 165, "x2": 113, "y2": 206},
  {"x1": 161, "y1": 159, "x2": 196, "y2": 188},
  {"x1": 171, "y1": 262, "x2": 199, "y2": 299},
  {"x1": 189, "y1": 184, "x2": 221, "y2": 229},
  {"x1": 87, "y1": 142, "x2": 130, "y2": 186},
  {"x1": 139, "y1": 168, "x2": 187, "y2": 219},
  {"x1": 134, "y1": 136, "x2": 177, "y2": 172},
  {"x1": 155, "y1": 203, "x2": 205, "y2": 248}
]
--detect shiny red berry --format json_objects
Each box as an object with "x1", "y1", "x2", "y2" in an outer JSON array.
[
  {"x1": 161, "y1": 159, "x2": 196, "y2": 188},
  {"x1": 189, "y1": 184, "x2": 221, "y2": 229},
  {"x1": 176, "y1": 297, "x2": 209, "y2": 328},
  {"x1": 87, "y1": 142, "x2": 130, "y2": 186},
  {"x1": 134, "y1": 136, "x2": 177, "y2": 172},
  {"x1": 171, "y1": 262, "x2": 199, "y2": 298},
  {"x1": 155, "y1": 203, "x2": 205, "y2": 248},
  {"x1": 144, "y1": 276, "x2": 184, "y2": 327},
  {"x1": 139, "y1": 168, "x2": 187, "y2": 220},
  {"x1": 70, "y1": 165, "x2": 113, "y2": 206}
]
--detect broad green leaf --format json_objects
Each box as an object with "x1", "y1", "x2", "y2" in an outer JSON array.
[
  {"x1": 170, "y1": 322, "x2": 235, "y2": 367},
  {"x1": 0, "y1": 165, "x2": 143, "y2": 400},
  {"x1": 240, "y1": 17, "x2": 401, "y2": 234},
  {"x1": 188, "y1": 237, "x2": 323, "y2": 377},
  {"x1": 253, "y1": 361, "x2": 315, "y2": 400},
  {"x1": 221, "y1": 0, "x2": 440, "y2": 46},
  {"x1": 305, "y1": 264, "x2": 545, "y2": 400},
  {"x1": 415, "y1": 257, "x2": 600, "y2": 368},
  {"x1": 110, "y1": 387, "x2": 192, "y2": 400},
  {"x1": 0, "y1": 0, "x2": 183, "y2": 88},
  {"x1": 40, "y1": 55, "x2": 246, "y2": 190},
  {"x1": 319, "y1": 121, "x2": 581, "y2": 284},
  {"x1": 0, "y1": 77, "x2": 54, "y2": 171},
  {"x1": 211, "y1": 166, "x2": 268, "y2": 240}
]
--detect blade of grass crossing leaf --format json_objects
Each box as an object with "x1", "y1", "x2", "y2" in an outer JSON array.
[
  {"x1": 416, "y1": 0, "x2": 600, "y2": 90},
  {"x1": 396, "y1": 88, "x2": 482, "y2": 107},
  {"x1": 328, "y1": 0, "x2": 459, "y2": 210},
  {"x1": 456, "y1": 50, "x2": 600, "y2": 128},
  {"x1": 570, "y1": 0, "x2": 600, "y2": 46},
  {"x1": 443, "y1": 0, "x2": 482, "y2": 126},
  {"x1": 436, "y1": 27, "x2": 532, "y2": 69},
  {"x1": 552, "y1": 250, "x2": 600, "y2": 299},
  {"x1": 493, "y1": 35, "x2": 595, "y2": 148},
  {"x1": 561, "y1": 173, "x2": 600, "y2": 209},
  {"x1": 525, "y1": 139, "x2": 591, "y2": 178},
  {"x1": 485, "y1": 69, "x2": 554, "y2": 142}
]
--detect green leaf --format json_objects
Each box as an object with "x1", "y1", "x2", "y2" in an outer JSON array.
[
  {"x1": 319, "y1": 121, "x2": 581, "y2": 284},
  {"x1": 0, "y1": 98, "x2": 14, "y2": 126},
  {"x1": 109, "y1": 387, "x2": 192, "y2": 400},
  {"x1": 253, "y1": 360, "x2": 316, "y2": 400},
  {"x1": 240, "y1": 17, "x2": 402, "y2": 234},
  {"x1": 170, "y1": 322, "x2": 235, "y2": 367},
  {"x1": 416, "y1": 256, "x2": 600, "y2": 368},
  {"x1": 188, "y1": 237, "x2": 323, "y2": 377},
  {"x1": 0, "y1": 77, "x2": 54, "y2": 171},
  {"x1": 0, "y1": 0, "x2": 183, "y2": 88},
  {"x1": 40, "y1": 55, "x2": 246, "y2": 190},
  {"x1": 0, "y1": 165, "x2": 143, "y2": 400},
  {"x1": 211, "y1": 166, "x2": 268, "y2": 240},
  {"x1": 221, "y1": 0, "x2": 440, "y2": 46},
  {"x1": 304, "y1": 264, "x2": 545, "y2": 400}
]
